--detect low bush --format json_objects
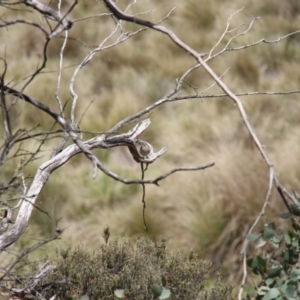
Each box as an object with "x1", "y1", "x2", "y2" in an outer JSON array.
[
  {"x1": 246, "y1": 196, "x2": 300, "y2": 300},
  {"x1": 40, "y1": 235, "x2": 231, "y2": 300}
]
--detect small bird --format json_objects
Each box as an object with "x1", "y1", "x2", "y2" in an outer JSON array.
[
  {"x1": 139, "y1": 143, "x2": 151, "y2": 156},
  {"x1": 135, "y1": 139, "x2": 151, "y2": 157}
]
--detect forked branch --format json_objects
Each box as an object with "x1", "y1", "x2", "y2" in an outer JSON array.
[{"x1": 0, "y1": 84, "x2": 213, "y2": 252}]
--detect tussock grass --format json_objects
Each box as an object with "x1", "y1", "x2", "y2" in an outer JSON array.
[{"x1": 1, "y1": 0, "x2": 300, "y2": 285}]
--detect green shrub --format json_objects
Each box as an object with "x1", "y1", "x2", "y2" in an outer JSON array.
[
  {"x1": 41, "y1": 236, "x2": 231, "y2": 300},
  {"x1": 246, "y1": 194, "x2": 300, "y2": 300}
]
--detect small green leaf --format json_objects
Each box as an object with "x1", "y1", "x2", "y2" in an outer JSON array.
[
  {"x1": 247, "y1": 291, "x2": 258, "y2": 298},
  {"x1": 266, "y1": 288, "x2": 280, "y2": 300},
  {"x1": 284, "y1": 234, "x2": 291, "y2": 245},
  {"x1": 267, "y1": 267, "x2": 282, "y2": 278},
  {"x1": 290, "y1": 268, "x2": 300, "y2": 280},
  {"x1": 291, "y1": 219, "x2": 300, "y2": 231},
  {"x1": 78, "y1": 295, "x2": 89, "y2": 300},
  {"x1": 292, "y1": 191, "x2": 299, "y2": 203},
  {"x1": 114, "y1": 289, "x2": 125, "y2": 299},
  {"x1": 264, "y1": 228, "x2": 275, "y2": 239},
  {"x1": 292, "y1": 237, "x2": 299, "y2": 248},
  {"x1": 161, "y1": 275, "x2": 167, "y2": 287},
  {"x1": 289, "y1": 204, "x2": 300, "y2": 216},
  {"x1": 266, "y1": 278, "x2": 275, "y2": 286},
  {"x1": 283, "y1": 249, "x2": 298, "y2": 264},
  {"x1": 279, "y1": 212, "x2": 290, "y2": 219},
  {"x1": 246, "y1": 234, "x2": 261, "y2": 241},
  {"x1": 152, "y1": 284, "x2": 163, "y2": 297},
  {"x1": 262, "y1": 288, "x2": 281, "y2": 300},
  {"x1": 256, "y1": 238, "x2": 267, "y2": 248},
  {"x1": 270, "y1": 236, "x2": 281, "y2": 248},
  {"x1": 284, "y1": 249, "x2": 291, "y2": 262},
  {"x1": 247, "y1": 256, "x2": 267, "y2": 275},
  {"x1": 261, "y1": 293, "x2": 270, "y2": 300},
  {"x1": 159, "y1": 288, "x2": 171, "y2": 300},
  {"x1": 277, "y1": 228, "x2": 286, "y2": 235},
  {"x1": 278, "y1": 274, "x2": 288, "y2": 286},
  {"x1": 281, "y1": 280, "x2": 297, "y2": 298}
]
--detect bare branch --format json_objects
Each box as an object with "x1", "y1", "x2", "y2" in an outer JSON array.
[
  {"x1": 0, "y1": 83, "x2": 212, "y2": 250},
  {"x1": 101, "y1": 0, "x2": 280, "y2": 179},
  {"x1": 151, "y1": 164, "x2": 215, "y2": 186},
  {"x1": 0, "y1": 59, "x2": 12, "y2": 139},
  {"x1": 0, "y1": 19, "x2": 48, "y2": 36},
  {"x1": 55, "y1": 30, "x2": 67, "y2": 115},
  {"x1": 238, "y1": 169, "x2": 273, "y2": 300},
  {"x1": 208, "y1": 6, "x2": 245, "y2": 58},
  {"x1": 209, "y1": 16, "x2": 260, "y2": 60},
  {"x1": 73, "y1": 12, "x2": 112, "y2": 23},
  {"x1": 227, "y1": 29, "x2": 300, "y2": 52},
  {"x1": 23, "y1": 0, "x2": 73, "y2": 35},
  {"x1": 69, "y1": 22, "x2": 121, "y2": 127},
  {"x1": 69, "y1": 20, "x2": 146, "y2": 127},
  {"x1": 169, "y1": 89, "x2": 300, "y2": 102}
]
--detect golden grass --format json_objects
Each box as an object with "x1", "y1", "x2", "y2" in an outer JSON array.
[{"x1": 1, "y1": 0, "x2": 300, "y2": 285}]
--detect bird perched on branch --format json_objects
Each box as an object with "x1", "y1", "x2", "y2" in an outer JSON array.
[
  {"x1": 127, "y1": 139, "x2": 151, "y2": 162},
  {"x1": 137, "y1": 140, "x2": 151, "y2": 156}
]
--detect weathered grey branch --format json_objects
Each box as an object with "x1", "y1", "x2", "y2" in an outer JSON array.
[
  {"x1": 0, "y1": 118, "x2": 155, "y2": 251},
  {"x1": 23, "y1": 0, "x2": 73, "y2": 38},
  {"x1": 9, "y1": 261, "x2": 56, "y2": 295},
  {"x1": 0, "y1": 85, "x2": 212, "y2": 251}
]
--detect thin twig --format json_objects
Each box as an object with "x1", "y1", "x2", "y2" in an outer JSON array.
[
  {"x1": 141, "y1": 163, "x2": 148, "y2": 230},
  {"x1": 238, "y1": 169, "x2": 273, "y2": 300},
  {"x1": 0, "y1": 235, "x2": 60, "y2": 282}
]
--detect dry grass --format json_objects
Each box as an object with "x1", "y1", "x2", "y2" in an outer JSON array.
[{"x1": 1, "y1": 0, "x2": 300, "y2": 285}]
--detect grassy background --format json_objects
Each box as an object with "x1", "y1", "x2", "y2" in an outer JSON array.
[{"x1": 1, "y1": 0, "x2": 300, "y2": 284}]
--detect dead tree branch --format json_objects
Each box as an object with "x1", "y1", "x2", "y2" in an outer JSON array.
[{"x1": 0, "y1": 84, "x2": 213, "y2": 251}]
